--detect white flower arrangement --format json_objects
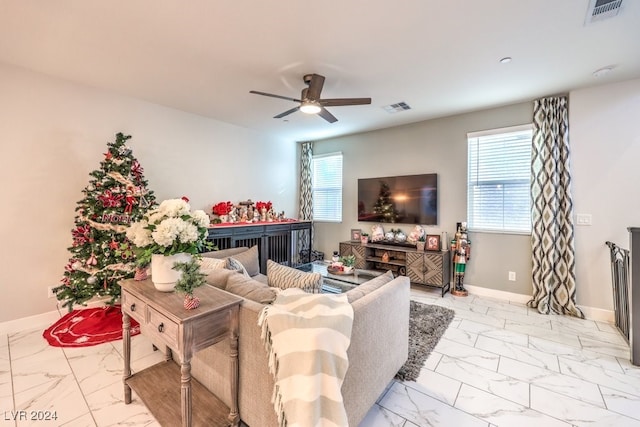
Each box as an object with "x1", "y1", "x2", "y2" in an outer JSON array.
[{"x1": 126, "y1": 198, "x2": 211, "y2": 266}]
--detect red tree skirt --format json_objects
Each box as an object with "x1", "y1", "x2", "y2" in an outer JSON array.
[{"x1": 43, "y1": 305, "x2": 139, "y2": 347}]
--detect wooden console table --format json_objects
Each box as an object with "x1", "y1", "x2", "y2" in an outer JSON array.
[{"x1": 120, "y1": 279, "x2": 242, "y2": 427}]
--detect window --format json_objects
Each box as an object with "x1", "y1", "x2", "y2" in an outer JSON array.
[
  {"x1": 467, "y1": 124, "x2": 532, "y2": 234},
  {"x1": 312, "y1": 152, "x2": 342, "y2": 222}
]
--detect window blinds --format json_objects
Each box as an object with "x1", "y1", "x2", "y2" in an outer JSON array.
[
  {"x1": 312, "y1": 152, "x2": 343, "y2": 222},
  {"x1": 467, "y1": 125, "x2": 532, "y2": 234}
]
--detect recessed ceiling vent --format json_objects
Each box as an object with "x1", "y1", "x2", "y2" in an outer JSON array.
[
  {"x1": 585, "y1": 0, "x2": 623, "y2": 25},
  {"x1": 382, "y1": 102, "x2": 411, "y2": 114}
]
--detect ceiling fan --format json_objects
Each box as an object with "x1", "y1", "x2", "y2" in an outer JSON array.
[{"x1": 250, "y1": 73, "x2": 371, "y2": 123}]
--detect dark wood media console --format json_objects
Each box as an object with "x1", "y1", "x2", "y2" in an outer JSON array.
[
  {"x1": 207, "y1": 221, "x2": 312, "y2": 273},
  {"x1": 339, "y1": 241, "x2": 450, "y2": 296}
]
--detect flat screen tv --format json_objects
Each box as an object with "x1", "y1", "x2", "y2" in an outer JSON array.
[{"x1": 357, "y1": 173, "x2": 437, "y2": 225}]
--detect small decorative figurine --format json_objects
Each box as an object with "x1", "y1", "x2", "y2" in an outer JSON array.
[
  {"x1": 451, "y1": 222, "x2": 471, "y2": 297},
  {"x1": 226, "y1": 207, "x2": 235, "y2": 223}
]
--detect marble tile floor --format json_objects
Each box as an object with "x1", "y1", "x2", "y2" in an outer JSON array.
[{"x1": 1, "y1": 288, "x2": 640, "y2": 426}]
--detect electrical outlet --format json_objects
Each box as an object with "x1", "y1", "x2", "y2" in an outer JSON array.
[
  {"x1": 508, "y1": 271, "x2": 516, "y2": 281},
  {"x1": 47, "y1": 286, "x2": 55, "y2": 298}
]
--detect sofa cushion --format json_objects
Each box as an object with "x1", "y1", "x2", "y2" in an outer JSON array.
[
  {"x1": 226, "y1": 256, "x2": 251, "y2": 278},
  {"x1": 198, "y1": 257, "x2": 226, "y2": 274},
  {"x1": 203, "y1": 268, "x2": 236, "y2": 289},
  {"x1": 201, "y1": 247, "x2": 249, "y2": 259},
  {"x1": 229, "y1": 245, "x2": 260, "y2": 276},
  {"x1": 346, "y1": 270, "x2": 395, "y2": 303},
  {"x1": 226, "y1": 272, "x2": 277, "y2": 304},
  {"x1": 267, "y1": 259, "x2": 322, "y2": 293}
]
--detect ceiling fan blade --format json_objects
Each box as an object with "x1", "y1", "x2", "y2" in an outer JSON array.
[
  {"x1": 250, "y1": 90, "x2": 301, "y2": 103},
  {"x1": 306, "y1": 74, "x2": 325, "y2": 101},
  {"x1": 274, "y1": 106, "x2": 300, "y2": 119},
  {"x1": 318, "y1": 107, "x2": 338, "y2": 123},
  {"x1": 320, "y1": 98, "x2": 372, "y2": 107}
]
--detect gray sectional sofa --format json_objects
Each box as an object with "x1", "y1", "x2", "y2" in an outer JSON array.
[{"x1": 191, "y1": 247, "x2": 410, "y2": 426}]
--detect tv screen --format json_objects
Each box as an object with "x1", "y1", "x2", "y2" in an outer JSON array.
[{"x1": 358, "y1": 173, "x2": 437, "y2": 225}]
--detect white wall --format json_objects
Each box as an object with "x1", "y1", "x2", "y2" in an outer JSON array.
[
  {"x1": 0, "y1": 63, "x2": 297, "y2": 323},
  {"x1": 313, "y1": 77, "x2": 640, "y2": 312},
  {"x1": 570, "y1": 78, "x2": 640, "y2": 311},
  {"x1": 313, "y1": 101, "x2": 534, "y2": 296}
]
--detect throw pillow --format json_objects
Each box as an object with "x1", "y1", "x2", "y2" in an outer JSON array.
[
  {"x1": 226, "y1": 257, "x2": 251, "y2": 278},
  {"x1": 267, "y1": 259, "x2": 322, "y2": 294},
  {"x1": 226, "y1": 272, "x2": 277, "y2": 304},
  {"x1": 203, "y1": 268, "x2": 236, "y2": 290},
  {"x1": 228, "y1": 245, "x2": 260, "y2": 277},
  {"x1": 346, "y1": 270, "x2": 395, "y2": 303},
  {"x1": 198, "y1": 257, "x2": 226, "y2": 275}
]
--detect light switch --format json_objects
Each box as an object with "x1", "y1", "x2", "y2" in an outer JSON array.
[{"x1": 576, "y1": 214, "x2": 592, "y2": 226}]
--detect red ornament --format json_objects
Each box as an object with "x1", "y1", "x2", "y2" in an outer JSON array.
[
  {"x1": 124, "y1": 186, "x2": 136, "y2": 213},
  {"x1": 183, "y1": 295, "x2": 200, "y2": 310},
  {"x1": 109, "y1": 240, "x2": 119, "y2": 250},
  {"x1": 86, "y1": 253, "x2": 98, "y2": 266},
  {"x1": 131, "y1": 160, "x2": 144, "y2": 180},
  {"x1": 134, "y1": 267, "x2": 148, "y2": 281},
  {"x1": 97, "y1": 190, "x2": 124, "y2": 208},
  {"x1": 72, "y1": 225, "x2": 91, "y2": 246},
  {"x1": 64, "y1": 260, "x2": 77, "y2": 272},
  {"x1": 104, "y1": 151, "x2": 112, "y2": 160},
  {"x1": 181, "y1": 196, "x2": 190, "y2": 203}
]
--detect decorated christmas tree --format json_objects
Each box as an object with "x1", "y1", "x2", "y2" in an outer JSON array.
[
  {"x1": 372, "y1": 181, "x2": 399, "y2": 223},
  {"x1": 54, "y1": 133, "x2": 156, "y2": 310}
]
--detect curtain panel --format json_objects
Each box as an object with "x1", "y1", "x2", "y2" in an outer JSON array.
[
  {"x1": 297, "y1": 142, "x2": 314, "y2": 259},
  {"x1": 529, "y1": 96, "x2": 583, "y2": 318}
]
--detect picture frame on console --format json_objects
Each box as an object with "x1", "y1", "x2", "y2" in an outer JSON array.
[
  {"x1": 426, "y1": 234, "x2": 441, "y2": 251},
  {"x1": 351, "y1": 229, "x2": 362, "y2": 242}
]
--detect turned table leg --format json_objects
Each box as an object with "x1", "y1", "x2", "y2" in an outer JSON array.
[
  {"x1": 122, "y1": 312, "x2": 132, "y2": 404},
  {"x1": 181, "y1": 361, "x2": 192, "y2": 427},
  {"x1": 228, "y1": 306, "x2": 240, "y2": 426}
]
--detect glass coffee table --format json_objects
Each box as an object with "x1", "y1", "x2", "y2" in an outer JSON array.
[{"x1": 297, "y1": 261, "x2": 384, "y2": 293}]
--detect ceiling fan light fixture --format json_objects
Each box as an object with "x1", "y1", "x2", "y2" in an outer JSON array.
[{"x1": 300, "y1": 102, "x2": 321, "y2": 114}]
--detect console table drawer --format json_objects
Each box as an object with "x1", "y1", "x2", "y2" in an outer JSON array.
[
  {"x1": 121, "y1": 292, "x2": 146, "y2": 325},
  {"x1": 147, "y1": 307, "x2": 179, "y2": 348}
]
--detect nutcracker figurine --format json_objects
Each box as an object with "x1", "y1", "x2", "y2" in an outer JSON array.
[{"x1": 451, "y1": 222, "x2": 471, "y2": 297}]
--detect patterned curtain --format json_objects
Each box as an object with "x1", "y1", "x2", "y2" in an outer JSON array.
[
  {"x1": 297, "y1": 142, "x2": 314, "y2": 263},
  {"x1": 529, "y1": 96, "x2": 583, "y2": 318}
]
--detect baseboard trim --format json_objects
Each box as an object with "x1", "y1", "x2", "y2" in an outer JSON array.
[
  {"x1": 0, "y1": 297, "x2": 113, "y2": 336},
  {"x1": 465, "y1": 284, "x2": 531, "y2": 304},
  {"x1": 0, "y1": 309, "x2": 60, "y2": 336},
  {"x1": 464, "y1": 284, "x2": 615, "y2": 323},
  {"x1": 576, "y1": 305, "x2": 615, "y2": 323}
]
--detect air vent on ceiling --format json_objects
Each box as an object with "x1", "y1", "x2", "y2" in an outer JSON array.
[
  {"x1": 382, "y1": 102, "x2": 411, "y2": 114},
  {"x1": 585, "y1": 0, "x2": 623, "y2": 24}
]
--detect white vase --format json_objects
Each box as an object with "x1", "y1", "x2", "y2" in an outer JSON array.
[{"x1": 151, "y1": 253, "x2": 192, "y2": 292}]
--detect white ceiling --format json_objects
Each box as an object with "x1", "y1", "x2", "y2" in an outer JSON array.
[{"x1": 1, "y1": 1, "x2": 639, "y2": 142}]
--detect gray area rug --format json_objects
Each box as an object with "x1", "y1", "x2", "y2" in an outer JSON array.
[{"x1": 395, "y1": 300, "x2": 455, "y2": 382}]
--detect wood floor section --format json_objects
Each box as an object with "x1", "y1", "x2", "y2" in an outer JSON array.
[{"x1": 126, "y1": 361, "x2": 231, "y2": 426}]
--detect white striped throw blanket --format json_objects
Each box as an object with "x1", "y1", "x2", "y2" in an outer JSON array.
[{"x1": 258, "y1": 288, "x2": 354, "y2": 427}]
